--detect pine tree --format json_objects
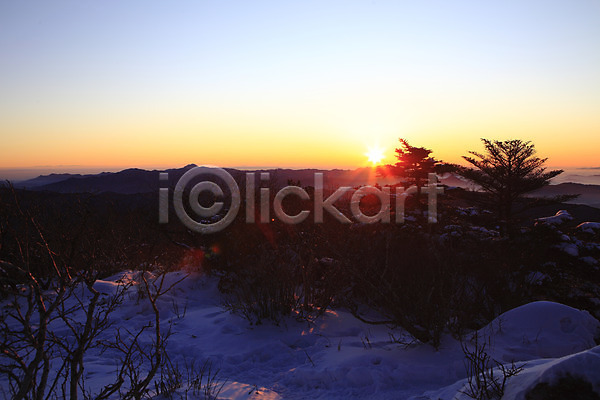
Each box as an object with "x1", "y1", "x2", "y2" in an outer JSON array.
[
  {"x1": 377, "y1": 138, "x2": 437, "y2": 197},
  {"x1": 457, "y1": 139, "x2": 563, "y2": 235}
]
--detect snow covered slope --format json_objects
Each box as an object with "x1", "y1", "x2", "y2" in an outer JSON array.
[{"x1": 3, "y1": 271, "x2": 599, "y2": 399}]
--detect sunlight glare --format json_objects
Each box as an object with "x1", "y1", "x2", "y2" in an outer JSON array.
[{"x1": 365, "y1": 146, "x2": 385, "y2": 165}]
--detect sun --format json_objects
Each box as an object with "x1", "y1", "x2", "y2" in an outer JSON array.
[{"x1": 365, "y1": 146, "x2": 385, "y2": 165}]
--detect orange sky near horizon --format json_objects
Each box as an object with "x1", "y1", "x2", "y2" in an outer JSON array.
[
  {"x1": 2, "y1": 112, "x2": 598, "y2": 171},
  {"x1": 1, "y1": 1, "x2": 599, "y2": 172}
]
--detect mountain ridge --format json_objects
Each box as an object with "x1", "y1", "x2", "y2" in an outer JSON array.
[{"x1": 8, "y1": 166, "x2": 600, "y2": 209}]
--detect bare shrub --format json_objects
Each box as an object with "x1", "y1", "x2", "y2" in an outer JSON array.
[
  {"x1": 460, "y1": 332, "x2": 525, "y2": 400},
  {"x1": 154, "y1": 357, "x2": 225, "y2": 400},
  {"x1": 0, "y1": 186, "x2": 189, "y2": 400}
]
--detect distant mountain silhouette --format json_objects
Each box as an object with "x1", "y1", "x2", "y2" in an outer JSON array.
[
  {"x1": 0, "y1": 167, "x2": 491, "y2": 190},
  {"x1": 10, "y1": 165, "x2": 409, "y2": 194},
  {"x1": 19, "y1": 165, "x2": 199, "y2": 194},
  {"x1": 13, "y1": 173, "x2": 94, "y2": 188},
  {"x1": 17, "y1": 166, "x2": 598, "y2": 209}
]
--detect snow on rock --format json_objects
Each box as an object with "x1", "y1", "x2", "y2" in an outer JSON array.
[
  {"x1": 456, "y1": 207, "x2": 479, "y2": 217},
  {"x1": 581, "y1": 256, "x2": 599, "y2": 266},
  {"x1": 417, "y1": 302, "x2": 600, "y2": 400},
  {"x1": 470, "y1": 226, "x2": 500, "y2": 237},
  {"x1": 441, "y1": 224, "x2": 499, "y2": 241},
  {"x1": 577, "y1": 222, "x2": 600, "y2": 234},
  {"x1": 536, "y1": 210, "x2": 573, "y2": 226},
  {"x1": 501, "y1": 345, "x2": 600, "y2": 400},
  {"x1": 478, "y1": 301, "x2": 600, "y2": 362},
  {"x1": 584, "y1": 242, "x2": 600, "y2": 252},
  {"x1": 556, "y1": 242, "x2": 579, "y2": 257},
  {"x1": 419, "y1": 346, "x2": 600, "y2": 400}
]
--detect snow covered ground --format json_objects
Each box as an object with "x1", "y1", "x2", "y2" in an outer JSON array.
[{"x1": 2, "y1": 270, "x2": 600, "y2": 399}]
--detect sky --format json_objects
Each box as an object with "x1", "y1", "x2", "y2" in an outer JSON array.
[{"x1": 1, "y1": 0, "x2": 599, "y2": 178}]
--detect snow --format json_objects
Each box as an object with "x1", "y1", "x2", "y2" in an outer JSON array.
[
  {"x1": 217, "y1": 383, "x2": 282, "y2": 400},
  {"x1": 536, "y1": 210, "x2": 573, "y2": 225},
  {"x1": 441, "y1": 224, "x2": 499, "y2": 241},
  {"x1": 475, "y1": 301, "x2": 600, "y2": 361},
  {"x1": 525, "y1": 271, "x2": 551, "y2": 286},
  {"x1": 417, "y1": 301, "x2": 600, "y2": 400},
  {"x1": 581, "y1": 256, "x2": 599, "y2": 266},
  {"x1": 556, "y1": 242, "x2": 580, "y2": 257},
  {"x1": 577, "y1": 222, "x2": 600, "y2": 234},
  {"x1": 421, "y1": 346, "x2": 600, "y2": 400},
  {"x1": 2, "y1": 273, "x2": 600, "y2": 399},
  {"x1": 501, "y1": 346, "x2": 600, "y2": 400},
  {"x1": 470, "y1": 225, "x2": 500, "y2": 237},
  {"x1": 456, "y1": 207, "x2": 480, "y2": 217}
]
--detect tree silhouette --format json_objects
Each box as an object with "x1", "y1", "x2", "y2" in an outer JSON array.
[
  {"x1": 457, "y1": 139, "x2": 563, "y2": 235},
  {"x1": 377, "y1": 138, "x2": 438, "y2": 198}
]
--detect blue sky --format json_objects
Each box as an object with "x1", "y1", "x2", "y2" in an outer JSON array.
[{"x1": 1, "y1": 0, "x2": 599, "y2": 174}]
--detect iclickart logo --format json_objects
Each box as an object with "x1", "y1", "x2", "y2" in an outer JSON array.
[{"x1": 159, "y1": 167, "x2": 443, "y2": 234}]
